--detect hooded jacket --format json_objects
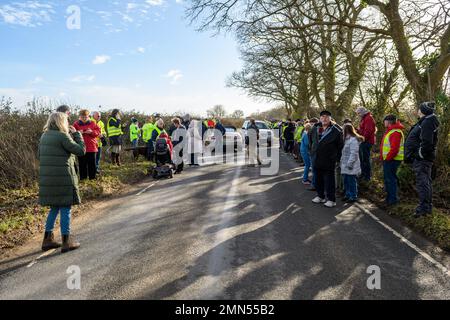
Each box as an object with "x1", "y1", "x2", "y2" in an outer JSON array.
[
  {"x1": 38, "y1": 127, "x2": 86, "y2": 207},
  {"x1": 379, "y1": 121, "x2": 405, "y2": 161},
  {"x1": 357, "y1": 112, "x2": 377, "y2": 145},
  {"x1": 341, "y1": 136, "x2": 362, "y2": 176},
  {"x1": 405, "y1": 114, "x2": 440, "y2": 163}
]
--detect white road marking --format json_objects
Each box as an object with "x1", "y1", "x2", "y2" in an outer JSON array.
[
  {"x1": 136, "y1": 182, "x2": 158, "y2": 196},
  {"x1": 200, "y1": 165, "x2": 242, "y2": 299},
  {"x1": 355, "y1": 203, "x2": 450, "y2": 277},
  {"x1": 26, "y1": 249, "x2": 57, "y2": 268}
]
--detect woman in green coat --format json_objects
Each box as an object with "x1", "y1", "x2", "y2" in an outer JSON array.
[{"x1": 39, "y1": 112, "x2": 86, "y2": 253}]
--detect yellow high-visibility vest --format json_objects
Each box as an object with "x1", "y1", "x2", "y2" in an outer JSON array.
[
  {"x1": 107, "y1": 117, "x2": 123, "y2": 137},
  {"x1": 129, "y1": 123, "x2": 140, "y2": 142},
  {"x1": 295, "y1": 126, "x2": 304, "y2": 142},
  {"x1": 142, "y1": 123, "x2": 154, "y2": 143},
  {"x1": 154, "y1": 127, "x2": 166, "y2": 137},
  {"x1": 382, "y1": 129, "x2": 405, "y2": 161},
  {"x1": 91, "y1": 118, "x2": 106, "y2": 147}
]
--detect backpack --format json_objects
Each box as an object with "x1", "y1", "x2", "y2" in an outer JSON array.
[{"x1": 155, "y1": 138, "x2": 168, "y2": 155}]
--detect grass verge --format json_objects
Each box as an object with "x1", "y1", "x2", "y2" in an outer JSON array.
[
  {"x1": 360, "y1": 161, "x2": 450, "y2": 251},
  {"x1": 0, "y1": 161, "x2": 153, "y2": 252}
]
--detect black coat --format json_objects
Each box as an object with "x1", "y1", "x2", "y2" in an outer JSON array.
[
  {"x1": 405, "y1": 114, "x2": 440, "y2": 163},
  {"x1": 283, "y1": 123, "x2": 296, "y2": 141},
  {"x1": 314, "y1": 124, "x2": 344, "y2": 171}
]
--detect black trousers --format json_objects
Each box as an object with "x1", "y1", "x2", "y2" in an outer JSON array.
[
  {"x1": 315, "y1": 168, "x2": 336, "y2": 202},
  {"x1": 79, "y1": 152, "x2": 97, "y2": 180},
  {"x1": 413, "y1": 159, "x2": 433, "y2": 214},
  {"x1": 285, "y1": 140, "x2": 294, "y2": 153}
]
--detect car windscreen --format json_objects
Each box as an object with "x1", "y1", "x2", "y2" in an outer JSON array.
[
  {"x1": 225, "y1": 127, "x2": 236, "y2": 132},
  {"x1": 255, "y1": 122, "x2": 269, "y2": 130},
  {"x1": 246, "y1": 122, "x2": 269, "y2": 130}
]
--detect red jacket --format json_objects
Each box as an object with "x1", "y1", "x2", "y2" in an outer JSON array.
[
  {"x1": 73, "y1": 120, "x2": 100, "y2": 153},
  {"x1": 358, "y1": 112, "x2": 376, "y2": 145},
  {"x1": 380, "y1": 121, "x2": 405, "y2": 161},
  {"x1": 159, "y1": 132, "x2": 174, "y2": 160}
]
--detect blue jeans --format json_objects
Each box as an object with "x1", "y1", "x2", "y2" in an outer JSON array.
[
  {"x1": 310, "y1": 155, "x2": 317, "y2": 188},
  {"x1": 343, "y1": 174, "x2": 358, "y2": 200},
  {"x1": 131, "y1": 139, "x2": 138, "y2": 148},
  {"x1": 96, "y1": 147, "x2": 102, "y2": 170},
  {"x1": 301, "y1": 150, "x2": 311, "y2": 182},
  {"x1": 383, "y1": 160, "x2": 401, "y2": 205},
  {"x1": 359, "y1": 142, "x2": 373, "y2": 181},
  {"x1": 45, "y1": 206, "x2": 71, "y2": 235}
]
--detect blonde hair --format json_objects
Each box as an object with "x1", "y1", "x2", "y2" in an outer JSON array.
[
  {"x1": 157, "y1": 118, "x2": 165, "y2": 128},
  {"x1": 44, "y1": 112, "x2": 69, "y2": 134}
]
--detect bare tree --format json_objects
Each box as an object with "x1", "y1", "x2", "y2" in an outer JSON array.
[{"x1": 207, "y1": 104, "x2": 228, "y2": 118}]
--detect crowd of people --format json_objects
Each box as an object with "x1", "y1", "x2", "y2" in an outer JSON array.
[
  {"x1": 37, "y1": 102, "x2": 440, "y2": 254},
  {"x1": 37, "y1": 106, "x2": 230, "y2": 253},
  {"x1": 274, "y1": 103, "x2": 440, "y2": 216}
]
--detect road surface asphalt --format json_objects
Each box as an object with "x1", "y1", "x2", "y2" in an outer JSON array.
[{"x1": 0, "y1": 148, "x2": 449, "y2": 299}]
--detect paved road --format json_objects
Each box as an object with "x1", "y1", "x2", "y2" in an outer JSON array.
[{"x1": 0, "y1": 149, "x2": 449, "y2": 299}]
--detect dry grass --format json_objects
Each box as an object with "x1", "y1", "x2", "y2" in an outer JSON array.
[{"x1": 0, "y1": 162, "x2": 152, "y2": 250}]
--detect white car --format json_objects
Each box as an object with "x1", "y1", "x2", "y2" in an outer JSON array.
[
  {"x1": 242, "y1": 120, "x2": 272, "y2": 147},
  {"x1": 204, "y1": 125, "x2": 243, "y2": 152}
]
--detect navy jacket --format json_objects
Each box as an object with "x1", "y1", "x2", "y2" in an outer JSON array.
[
  {"x1": 405, "y1": 114, "x2": 440, "y2": 163},
  {"x1": 314, "y1": 123, "x2": 344, "y2": 171}
]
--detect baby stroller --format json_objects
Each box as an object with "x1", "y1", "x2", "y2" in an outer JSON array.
[{"x1": 152, "y1": 137, "x2": 174, "y2": 179}]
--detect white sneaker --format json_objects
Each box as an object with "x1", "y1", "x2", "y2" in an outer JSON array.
[
  {"x1": 312, "y1": 197, "x2": 326, "y2": 204},
  {"x1": 324, "y1": 201, "x2": 337, "y2": 208}
]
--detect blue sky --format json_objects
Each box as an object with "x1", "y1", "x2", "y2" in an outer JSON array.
[{"x1": 0, "y1": 0, "x2": 275, "y2": 116}]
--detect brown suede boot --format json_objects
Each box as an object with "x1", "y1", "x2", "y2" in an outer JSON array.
[
  {"x1": 116, "y1": 153, "x2": 121, "y2": 166},
  {"x1": 42, "y1": 232, "x2": 62, "y2": 251},
  {"x1": 61, "y1": 234, "x2": 80, "y2": 253},
  {"x1": 111, "y1": 153, "x2": 116, "y2": 165}
]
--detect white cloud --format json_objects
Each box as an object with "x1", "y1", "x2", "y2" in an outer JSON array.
[
  {"x1": 127, "y1": 3, "x2": 138, "y2": 11},
  {"x1": 146, "y1": 0, "x2": 165, "y2": 6},
  {"x1": 137, "y1": 47, "x2": 146, "y2": 53},
  {"x1": 70, "y1": 75, "x2": 96, "y2": 83},
  {"x1": 165, "y1": 69, "x2": 183, "y2": 85},
  {"x1": 0, "y1": 2, "x2": 54, "y2": 27},
  {"x1": 31, "y1": 76, "x2": 44, "y2": 84},
  {"x1": 92, "y1": 55, "x2": 111, "y2": 65}
]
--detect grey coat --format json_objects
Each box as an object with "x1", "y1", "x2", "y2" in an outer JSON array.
[{"x1": 340, "y1": 136, "x2": 361, "y2": 176}]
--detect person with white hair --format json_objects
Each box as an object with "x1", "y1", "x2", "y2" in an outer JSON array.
[
  {"x1": 91, "y1": 110, "x2": 106, "y2": 173},
  {"x1": 149, "y1": 118, "x2": 167, "y2": 160},
  {"x1": 356, "y1": 106, "x2": 377, "y2": 182}
]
